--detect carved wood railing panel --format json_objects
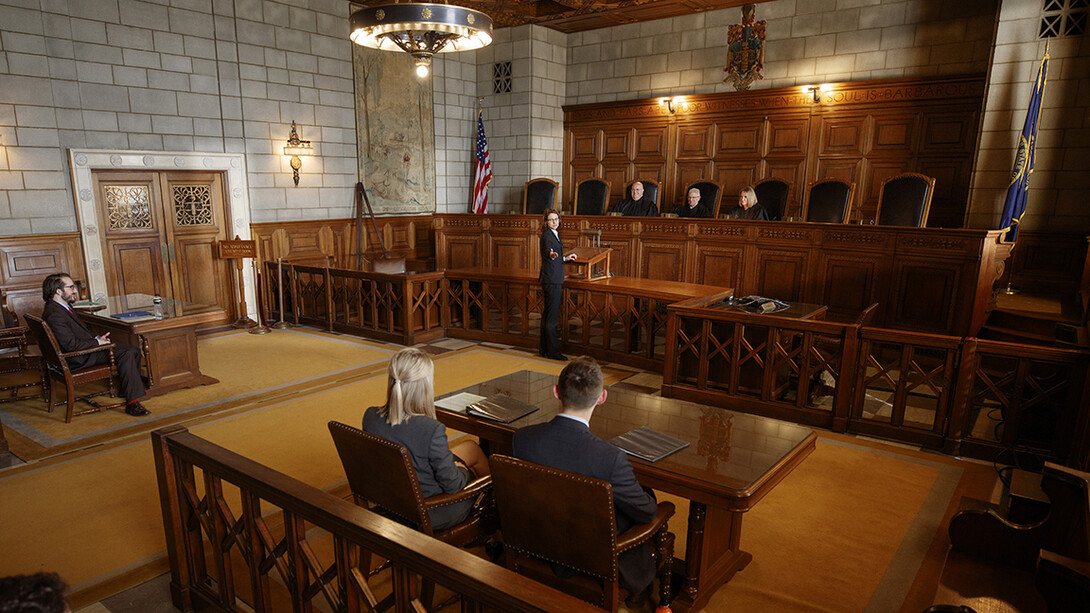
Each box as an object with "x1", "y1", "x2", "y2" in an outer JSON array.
[
  {"x1": 152, "y1": 426, "x2": 599, "y2": 613},
  {"x1": 264, "y1": 261, "x2": 445, "y2": 346},
  {"x1": 949, "y1": 338, "x2": 1090, "y2": 469},
  {"x1": 664, "y1": 303, "x2": 1090, "y2": 470}
]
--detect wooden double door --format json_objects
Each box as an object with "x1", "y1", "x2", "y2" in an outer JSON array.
[{"x1": 91, "y1": 170, "x2": 234, "y2": 321}]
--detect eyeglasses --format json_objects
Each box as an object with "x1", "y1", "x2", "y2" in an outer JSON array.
[{"x1": 63, "y1": 284, "x2": 76, "y2": 289}]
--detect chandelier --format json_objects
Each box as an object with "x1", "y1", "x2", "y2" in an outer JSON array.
[{"x1": 350, "y1": 2, "x2": 493, "y2": 78}]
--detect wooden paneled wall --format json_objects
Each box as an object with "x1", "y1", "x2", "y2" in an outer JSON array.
[
  {"x1": 1001, "y1": 231, "x2": 1090, "y2": 296},
  {"x1": 564, "y1": 75, "x2": 985, "y2": 229},
  {"x1": 433, "y1": 213, "x2": 1007, "y2": 337},
  {"x1": 250, "y1": 215, "x2": 434, "y2": 268},
  {"x1": 0, "y1": 233, "x2": 87, "y2": 324}
]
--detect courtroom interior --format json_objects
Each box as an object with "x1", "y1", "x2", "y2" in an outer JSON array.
[{"x1": 1, "y1": 0, "x2": 1089, "y2": 611}]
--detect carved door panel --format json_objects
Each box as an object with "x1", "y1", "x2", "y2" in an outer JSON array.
[
  {"x1": 161, "y1": 172, "x2": 231, "y2": 309},
  {"x1": 91, "y1": 170, "x2": 233, "y2": 316}
]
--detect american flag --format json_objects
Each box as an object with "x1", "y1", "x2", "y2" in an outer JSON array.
[{"x1": 472, "y1": 109, "x2": 491, "y2": 214}]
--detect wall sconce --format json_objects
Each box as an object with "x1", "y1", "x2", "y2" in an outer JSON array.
[
  {"x1": 282, "y1": 121, "x2": 313, "y2": 186},
  {"x1": 805, "y1": 84, "x2": 832, "y2": 104},
  {"x1": 658, "y1": 96, "x2": 684, "y2": 113}
]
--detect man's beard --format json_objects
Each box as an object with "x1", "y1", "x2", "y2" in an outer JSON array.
[{"x1": 63, "y1": 292, "x2": 77, "y2": 304}]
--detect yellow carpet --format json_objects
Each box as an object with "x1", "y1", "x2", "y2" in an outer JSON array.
[
  {"x1": 0, "y1": 329, "x2": 394, "y2": 460},
  {"x1": 0, "y1": 340, "x2": 966, "y2": 611}
]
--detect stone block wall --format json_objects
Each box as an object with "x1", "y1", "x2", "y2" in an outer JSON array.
[
  {"x1": 562, "y1": 0, "x2": 997, "y2": 105},
  {"x1": 0, "y1": 0, "x2": 358, "y2": 234}
]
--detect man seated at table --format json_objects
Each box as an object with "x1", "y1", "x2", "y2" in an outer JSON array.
[
  {"x1": 671, "y1": 187, "x2": 714, "y2": 218},
  {"x1": 41, "y1": 273, "x2": 150, "y2": 417},
  {"x1": 513, "y1": 356, "x2": 659, "y2": 608},
  {"x1": 613, "y1": 181, "x2": 659, "y2": 217}
]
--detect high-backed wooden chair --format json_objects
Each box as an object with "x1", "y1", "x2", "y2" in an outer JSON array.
[
  {"x1": 490, "y1": 455, "x2": 675, "y2": 612},
  {"x1": 0, "y1": 299, "x2": 43, "y2": 403},
  {"x1": 24, "y1": 314, "x2": 123, "y2": 423},
  {"x1": 523, "y1": 177, "x2": 559, "y2": 215},
  {"x1": 875, "y1": 172, "x2": 936, "y2": 227},
  {"x1": 685, "y1": 180, "x2": 723, "y2": 217},
  {"x1": 328, "y1": 421, "x2": 495, "y2": 607},
  {"x1": 754, "y1": 178, "x2": 791, "y2": 220},
  {"x1": 574, "y1": 178, "x2": 612, "y2": 216},
  {"x1": 624, "y1": 179, "x2": 660, "y2": 213},
  {"x1": 803, "y1": 178, "x2": 855, "y2": 223}
]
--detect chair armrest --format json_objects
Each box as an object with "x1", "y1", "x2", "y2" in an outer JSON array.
[
  {"x1": 59, "y1": 343, "x2": 116, "y2": 359},
  {"x1": 616, "y1": 501, "x2": 675, "y2": 553},
  {"x1": 422, "y1": 475, "x2": 492, "y2": 510}
]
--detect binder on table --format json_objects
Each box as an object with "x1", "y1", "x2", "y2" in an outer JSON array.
[
  {"x1": 465, "y1": 394, "x2": 539, "y2": 423},
  {"x1": 608, "y1": 426, "x2": 689, "y2": 462}
]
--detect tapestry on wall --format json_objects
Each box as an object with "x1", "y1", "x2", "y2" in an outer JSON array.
[
  {"x1": 723, "y1": 3, "x2": 765, "y2": 91},
  {"x1": 353, "y1": 47, "x2": 436, "y2": 214}
]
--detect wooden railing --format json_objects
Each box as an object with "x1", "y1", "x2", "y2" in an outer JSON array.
[
  {"x1": 152, "y1": 426, "x2": 599, "y2": 613},
  {"x1": 265, "y1": 261, "x2": 446, "y2": 346},
  {"x1": 662, "y1": 300, "x2": 1090, "y2": 471}
]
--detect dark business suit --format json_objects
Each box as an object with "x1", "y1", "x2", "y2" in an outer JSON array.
[
  {"x1": 513, "y1": 415, "x2": 659, "y2": 594},
  {"x1": 361, "y1": 406, "x2": 473, "y2": 530},
  {"x1": 41, "y1": 299, "x2": 146, "y2": 402},
  {"x1": 539, "y1": 228, "x2": 565, "y2": 359}
]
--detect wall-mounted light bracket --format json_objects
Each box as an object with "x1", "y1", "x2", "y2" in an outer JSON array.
[
  {"x1": 283, "y1": 121, "x2": 313, "y2": 186},
  {"x1": 658, "y1": 96, "x2": 684, "y2": 114},
  {"x1": 805, "y1": 84, "x2": 832, "y2": 104}
]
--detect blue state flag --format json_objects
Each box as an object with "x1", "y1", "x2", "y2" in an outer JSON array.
[{"x1": 999, "y1": 46, "x2": 1049, "y2": 242}]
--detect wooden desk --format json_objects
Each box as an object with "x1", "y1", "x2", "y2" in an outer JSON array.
[
  {"x1": 437, "y1": 371, "x2": 816, "y2": 612},
  {"x1": 77, "y1": 295, "x2": 222, "y2": 397}
]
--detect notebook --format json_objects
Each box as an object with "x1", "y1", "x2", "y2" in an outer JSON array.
[
  {"x1": 110, "y1": 310, "x2": 154, "y2": 320},
  {"x1": 465, "y1": 394, "x2": 539, "y2": 423},
  {"x1": 608, "y1": 426, "x2": 689, "y2": 462}
]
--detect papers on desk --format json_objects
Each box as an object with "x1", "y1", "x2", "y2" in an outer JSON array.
[
  {"x1": 464, "y1": 394, "x2": 539, "y2": 423},
  {"x1": 608, "y1": 427, "x2": 689, "y2": 462},
  {"x1": 435, "y1": 392, "x2": 486, "y2": 414}
]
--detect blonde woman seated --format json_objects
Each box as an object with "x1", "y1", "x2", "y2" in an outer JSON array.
[
  {"x1": 723, "y1": 186, "x2": 770, "y2": 220},
  {"x1": 362, "y1": 348, "x2": 491, "y2": 530}
]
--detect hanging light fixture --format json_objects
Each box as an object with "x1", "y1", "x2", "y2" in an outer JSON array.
[{"x1": 349, "y1": 1, "x2": 493, "y2": 78}]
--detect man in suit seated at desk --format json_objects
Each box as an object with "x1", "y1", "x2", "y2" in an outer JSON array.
[
  {"x1": 671, "y1": 187, "x2": 714, "y2": 218},
  {"x1": 41, "y1": 273, "x2": 150, "y2": 417},
  {"x1": 513, "y1": 356, "x2": 660, "y2": 608},
  {"x1": 614, "y1": 181, "x2": 659, "y2": 217}
]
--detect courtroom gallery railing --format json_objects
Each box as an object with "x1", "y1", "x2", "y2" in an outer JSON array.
[
  {"x1": 663, "y1": 295, "x2": 1090, "y2": 471},
  {"x1": 262, "y1": 261, "x2": 1090, "y2": 470},
  {"x1": 152, "y1": 425, "x2": 600, "y2": 613}
]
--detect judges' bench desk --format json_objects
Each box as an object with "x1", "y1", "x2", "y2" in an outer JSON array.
[
  {"x1": 437, "y1": 370, "x2": 816, "y2": 612},
  {"x1": 76, "y1": 295, "x2": 222, "y2": 397}
]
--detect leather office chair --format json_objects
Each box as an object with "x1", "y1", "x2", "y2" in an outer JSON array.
[
  {"x1": 575, "y1": 178, "x2": 612, "y2": 216},
  {"x1": 685, "y1": 180, "x2": 723, "y2": 217},
  {"x1": 490, "y1": 455, "x2": 675, "y2": 612},
  {"x1": 803, "y1": 178, "x2": 855, "y2": 224},
  {"x1": 0, "y1": 299, "x2": 43, "y2": 403},
  {"x1": 624, "y1": 179, "x2": 660, "y2": 214},
  {"x1": 24, "y1": 314, "x2": 124, "y2": 423},
  {"x1": 754, "y1": 178, "x2": 791, "y2": 221},
  {"x1": 523, "y1": 178, "x2": 559, "y2": 215},
  {"x1": 327, "y1": 421, "x2": 495, "y2": 608},
  {"x1": 875, "y1": 173, "x2": 936, "y2": 227}
]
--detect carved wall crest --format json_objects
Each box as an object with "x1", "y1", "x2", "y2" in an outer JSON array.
[{"x1": 723, "y1": 4, "x2": 765, "y2": 91}]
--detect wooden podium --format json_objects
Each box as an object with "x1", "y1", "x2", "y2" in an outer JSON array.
[{"x1": 564, "y1": 247, "x2": 612, "y2": 281}]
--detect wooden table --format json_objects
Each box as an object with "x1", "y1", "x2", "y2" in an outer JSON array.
[
  {"x1": 76, "y1": 294, "x2": 222, "y2": 397},
  {"x1": 437, "y1": 371, "x2": 816, "y2": 612}
]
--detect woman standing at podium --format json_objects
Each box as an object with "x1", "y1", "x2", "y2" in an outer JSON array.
[{"x1": 539, "y1": 208, "x2": 576, "y2": 360}]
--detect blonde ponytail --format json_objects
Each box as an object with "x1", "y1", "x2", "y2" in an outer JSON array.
[{"x1": 381, "y1": 348, "x2": 435, "y2": 425}]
